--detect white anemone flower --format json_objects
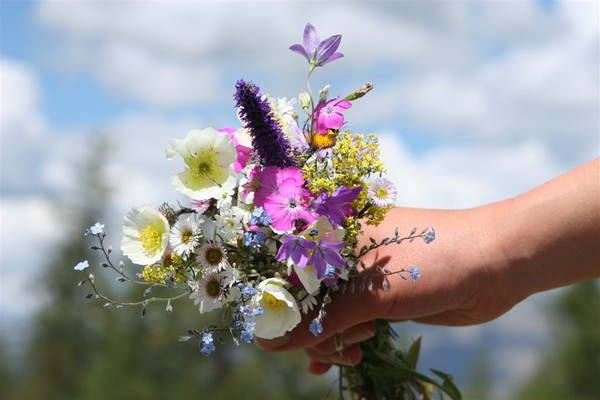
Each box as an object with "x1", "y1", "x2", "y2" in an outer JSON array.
[
  {"x1": 169, "y1": 214, "x2": 202, "y2": 259},
  {"x1": 253, "y1": 278, "x2": 301, "y2": 339},
  {"x1": 166, "y1": 128, "x2": 238, "y2": 200},
  {"x1": 368, "y1": 177, "x2": 397, "y2": 207},
  {"x1": 292, "y1": 264, "x2": 321, "y2": 295},
  {"x1": 190, "y1": 268, "x2": 240, "y2": 314},
  {"x1": 121, "y1": 205, "x2": 170, "y2": 265}
]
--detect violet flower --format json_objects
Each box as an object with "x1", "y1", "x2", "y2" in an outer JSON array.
[
  {"x1": 314, "y1": 186, "x2": 362, "y2": 228},
  {"x1": 290, "y1": 23, "x2": 344, "y2": 70},
  {"x1": 306, "y1": 240, "x2": 345, "y2": 279},
  {"x1": 234, "y1": 80, "x2": 294, "y2": 168},
  {"x1": 276, "y1": 234, "x2": 316, "y2": 267}
]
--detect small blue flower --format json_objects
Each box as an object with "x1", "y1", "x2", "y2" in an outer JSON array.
[
  {"x1": 201, "y1": 342, "x2": 215, "y2": 355},
  {"x1": 423, "y1": 228, "x2": 436, "y2": 244},
  {"x1": 201, "y1": 332, "x2": 213, "y2": 345},
  {"x1": 244, "y1": 319, "x2": 256, "y2": 333},
  {"x1": 324, "y1": 265, "x2": 336, "y2": 280},
  {"x1": 253, "y1": 306, "x2": 263, "y2": 317},
  {"x1": 409, "y1": 267, "x2": 421, "y2": 283},
  {"x1": 238, "y1": 283, "x2": 255, "y2": 297},
  {"x1": 309, "y1": 318, "x2": 323, "y2": 336},
  {"x1": 240, "y1": 330, "x2": 253, "y2": 344},
  {"x1": 74, "y1": 260, "x2": 89, "y2": 271},
  {"x1": 243, "y1": 231, "x2": 267, "y2": 249},
  {"x1": 250, "y1": 207, "x2": 271, "y2": 226},
  {"x1": 90, "y1": 222, "x2": 105, "y2": 235}
]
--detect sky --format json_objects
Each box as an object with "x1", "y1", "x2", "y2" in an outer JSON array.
[{"x1": 1, "y1": 0, "x2": 598, "y2": 397}]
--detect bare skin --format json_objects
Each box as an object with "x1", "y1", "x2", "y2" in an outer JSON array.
[{"x1": 256, "y1": 158, "x2": 600, "y2": 375}]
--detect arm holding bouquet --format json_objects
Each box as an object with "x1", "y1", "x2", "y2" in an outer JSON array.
[{"x1": 257, "y1": 158, "x2": 600, "y2": 374}]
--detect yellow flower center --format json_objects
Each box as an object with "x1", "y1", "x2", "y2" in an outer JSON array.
[
  {"x1": 140, "y1": 225, "x2": 162, "y2": 254},
  {"x1": 181, "y1": 230, "x2": 193, "y2": 244},
  {"x1": 205, "y1": 278, "x2": 222, "y2": 298},
  {"x1": 313, "y1": 132, "x2": 335, "y2": 149},
  {"x1": 375, "y1": 187, "x2": 389, "y2": 199},
  {"x1": 264, "y1": 293, "x2": 285, "y2": 309}
]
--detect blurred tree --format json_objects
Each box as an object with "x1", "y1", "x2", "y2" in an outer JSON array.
[
  {"x1": 464, "y1": 348, "x2": 492, "y2": 400},
  {"x1": 516, "y1": 281, "x2": 600, "y2": 400}
]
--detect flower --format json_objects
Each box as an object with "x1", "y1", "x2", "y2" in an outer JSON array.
[
  {"x1": 306, "y1": 239, "x2": 346, "y2": 279},
  {"x1": 166, "y1": 128, "x2": 238, "y2": 201},
  {"x1": 218, "y1": 128, "x2": 253, "y2": 173},
  {"x1": 214, "y1": 206, "x2": 248, "y2": 243},
  {"x1": 74, "y1": 260, "x2": 89, "y2": 271},
  {"x1": 289, "y1": 23, "x2": 343, "y2": 70},
  {"x1": 90, "y1": 222, "x2": 105, "y2": 235},
  {"x1": 234, "y1": 80, "x2": 294, "y2": 168},
  {"x1": 190, "y1": 269, "x2": 238, "y2": 314},
  {"x1": 196, "y1": 240, "x2": 229, "y2": 272},
  {"x1": 313, "y1": 97, "x2": 352, "y2": 134},
  {"x1": 423, "y1": 228, "x2": 436, "y2": 244},
  {"x1": 200, "y1": 332, "x2": 216, "y2": 355},
  {"x1": 169, "y1": 214, "x2": 202, "y2": 258},
  {"x1": 309, "y1": 318, "x2": 324, "y2": 336},
  {"x1": 121, "y1": 205, "x2": 170, "y2": 265},
  {"x1": 253, "y1": 278, "x2": 301, "y2": 339},
  {"x1": 409, "y1": 267, "x2": 421, "y2": 282},
  {"x1": 276, "y1": 234, "x2": 315, "y2": 268},
  {"x1": 314, "y1": 186, "x2": 362, "y2": 228},
  {"x1": 252, "y1": 166, "x2": 305, "y2": 208},
  {"x1": 264, "y1": 177, "x2": 315, "y2": 232},
  {"x1": 368, "y1": 177, "x2": 397, "y2": 207}
]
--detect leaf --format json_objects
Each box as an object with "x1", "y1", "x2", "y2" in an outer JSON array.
[
  {"x1": 431, "y1": 369, "x2": 462, "y2": 400},
  {"x1": 141, "y1": 307, "x2": 147, "y2": 318},
  {"x1": 116, "y1": 277, "x2": 127, "y2": 283},
  {"x1": 406, "y1": 337, "x2": 422, "y2": 369},
  {"x1": 382, "y1": 278, "x2": 389, "y2": 292},
  {"x1": 85, "y1": 293, "x2": 94, "y2": 299},
  {"x1": 103, "y1": 303, "x2": 112, "y2": 309},
  {"x1": 178, "y1": 336, "x2": 192, "y2": 342}
]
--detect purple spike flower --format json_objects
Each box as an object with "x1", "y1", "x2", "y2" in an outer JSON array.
[
  {"x1": 290, "y1": 23, "x2": 344, "y2": 70},
  {"x1": 234, "y1": 80, "x2": 294, "y2": 168}
]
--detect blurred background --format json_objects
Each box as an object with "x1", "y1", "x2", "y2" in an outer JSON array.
[{"x1": 1, "y1": 1, "x2": 598, "y2": 399}]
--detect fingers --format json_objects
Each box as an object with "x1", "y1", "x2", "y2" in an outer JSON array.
[{"x1": 256, "y1": 285, "x2": 388, "y2": 352}]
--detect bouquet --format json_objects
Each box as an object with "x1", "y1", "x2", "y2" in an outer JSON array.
[{"x1": 76, "y1": 23, "x2": 460, "y2": 400}]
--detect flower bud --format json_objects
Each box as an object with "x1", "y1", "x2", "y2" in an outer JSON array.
[{"x1": 298, "y1": 91, "x2": 311, "y2": 111}]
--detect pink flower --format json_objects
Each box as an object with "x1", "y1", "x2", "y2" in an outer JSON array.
[
  {"x1": 218, "y1": 128, "x2": 252, "y2": 172},
  {"x1": 313, "y1": 97, "x2": 352, "y2": 134},
  {"x1": 263, "y1": 176, "x2": 315, "y2": 232},
  {"x1": 252, "y1": 166, "x2": 305, "y2": 207}
]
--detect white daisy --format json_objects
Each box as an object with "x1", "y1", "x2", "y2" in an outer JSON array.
[
  {"x1": 169, "y1": 214, "x2": 202, "y2": 259},
  {"x1": 189, "y1": 267, "x2": 240, "y2": 314},
  {"x1": 196, "y1": 240, "x2": 229, "y2": 272},
  {"x1": 368, "y1": 177, "x2": 397, "y2": 207}
]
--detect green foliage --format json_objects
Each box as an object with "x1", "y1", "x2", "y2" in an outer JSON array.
[{"x1": 516, "y1": 282, "x2": 600, "y2": 400}]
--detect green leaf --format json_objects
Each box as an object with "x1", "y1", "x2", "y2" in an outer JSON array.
[
  {"x1": 406, "y1": 336, "x2": 422, "y2": 369},
  {"x1": 431, "y1": 369, "x2": 462, "y2": 400}
]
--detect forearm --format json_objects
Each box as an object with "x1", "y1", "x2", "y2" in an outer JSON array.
[{"x1": 484, "y1": 158, "x2": 600, "y2": 305}]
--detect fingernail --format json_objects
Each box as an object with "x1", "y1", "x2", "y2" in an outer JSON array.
[
  {"x1": 344, "y1": 328, "x2": 376, "y2": 345},
  {"x1": 255, "y1": 334, "x2": 290, "y2": 350}
]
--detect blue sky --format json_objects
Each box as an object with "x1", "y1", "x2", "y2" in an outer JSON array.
[{"x1": 1, "y1": 0, "x2": 598, "y2": 397}]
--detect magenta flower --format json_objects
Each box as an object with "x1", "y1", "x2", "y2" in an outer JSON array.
[
  {"x1": 218, "y1": 128, "x2": 252, "y2": 173},
  {"x1": 252, "y1": 166, "x2": 305, "y2": 207},
  {"x1": 264, "y1": 178, "x2": 315, "y2": 232},
  {"x1": 314, "y1": 186, "x2": 362, "y2": 228},
  {"x1": 276, "y1": 234, "x2": 316, "y2": 267},
  {"x1": 306, "y1": 240, "x2": 345, "y2": 279},
  {"x1": 290, "y1": 23, "x2": 343, "y2": 70},
  {"x1": 313, "y1": 97, "x2": 352, "y2": 134}
]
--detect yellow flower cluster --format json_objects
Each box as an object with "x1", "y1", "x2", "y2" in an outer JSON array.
[
  {"x1": 302, "y1": 131, "x2": 392, "y2": 246},
  {"x1": 142, "y1": 253, "x2": 188, "y2": 284}
]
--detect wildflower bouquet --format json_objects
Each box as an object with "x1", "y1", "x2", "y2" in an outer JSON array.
[{"x1": 76, "y1": 23, "x2": 460, "y2": 399}]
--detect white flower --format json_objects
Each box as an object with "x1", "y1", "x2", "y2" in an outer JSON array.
[
  {"x1": 253, "y1": 278, "x2": 301, "y2": 339},
  {"x1": 297, "y1": 290, "x2": 318, "y2": 314},
  {"x1": 190, "y1": 268, "x2": 240, "y2": 314},
  {"x1": 166, "y1": 128, "x2": 238, "y2": 201},
  {"x1": 368, "y1": 177, "x2": 397, "y2": 207},
  {"x1": 214, "y1": 206, "x2": 248, "y2": 243},
  {"x1": 121, "y1": 205, "x2": 170, "y2": 265},
  {"x1": 169, "y1": 214, "x2": 202, "y2": 258},
  {"x1": 292, "y1": 264, "x2": 322, "y2": 295},
  {"x1": 196, "y1": 240, "x2": 229, "y2": 272}
]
